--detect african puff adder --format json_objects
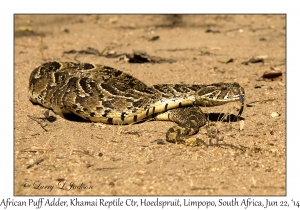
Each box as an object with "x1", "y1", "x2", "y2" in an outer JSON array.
[{"x1": 29, "y1": 62, "x2": 245, "y2": 145}]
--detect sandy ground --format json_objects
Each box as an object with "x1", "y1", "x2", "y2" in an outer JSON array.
[{"x1": 14, "y1": 14, "x2": 286, "y2": 195}]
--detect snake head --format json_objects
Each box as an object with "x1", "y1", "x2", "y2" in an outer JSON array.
[{"x1": 195, "y1": 82, "x2": 245, "y2": 106}]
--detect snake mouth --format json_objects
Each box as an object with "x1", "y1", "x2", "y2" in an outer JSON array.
[
  {"x1": 239, "y1": 94, "x2": 245, "y2": 103},
  {"x1": 196, "y1": 94, "x2": 242, "y2": 107},
  {"x1": 237, "y1": 94, "x2": 245, "y2": 116}
]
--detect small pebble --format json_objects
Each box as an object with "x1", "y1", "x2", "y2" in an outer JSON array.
[
  {"x1": 271, "y1": 112, "x2": 280, "y2": 117},
  {"x1": 239, "y1": 120, "x2": 244, "y2": 131}
]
